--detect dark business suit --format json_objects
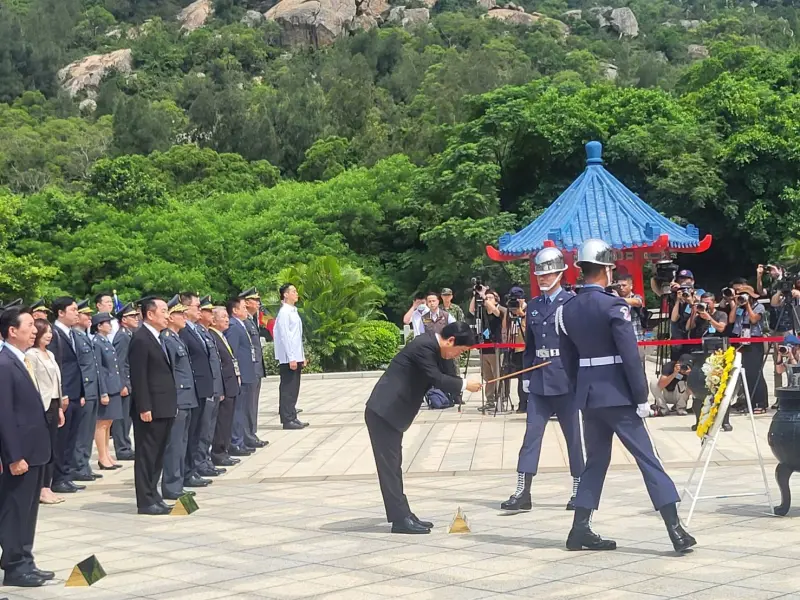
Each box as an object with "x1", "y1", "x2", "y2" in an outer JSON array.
[
  {"x1": 111, "y1": 327, "x2": 134, "y2": 457},
  {"x1": 365, "y1": 333, "x2": 462, "y2": 522},
  {"x1": 180, "y1": 323, "x2": 214, "y2": 480},
  {"x1": 129, "y1": 325, "x2": 177, "y2": 509},
  {"x1": 225, "y1": 318, "x2": 256, "y2": 449},
  {"x1": 0, "y1": 347, "x2": 51, "y2": 577},
  {"x1": 47, "y1": 323, "x2": 84, "y2": 486},
  {"x1": 211, "y1": 328, "x2": 240, "y2": 460}
]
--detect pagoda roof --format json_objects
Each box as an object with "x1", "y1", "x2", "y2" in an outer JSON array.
[{"x1": 491, "y1": 141, "x2": 710, "y2": 259}]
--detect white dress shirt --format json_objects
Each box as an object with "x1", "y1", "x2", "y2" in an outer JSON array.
[
  {"x1": 273, "y1": 303, "x2": 305, "y2": 364},
  {"x1": 54, "y1": 319, "x2": 75, "y2": 351},
  {"x1": 143, "y1": 322, "x2": 162, "y2": 344}
]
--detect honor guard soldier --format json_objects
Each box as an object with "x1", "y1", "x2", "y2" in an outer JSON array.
[
  {"x1": 111, "y1": 302, "x2": 139, "y2": 461},
  {"x1": 557, "y1": 239, "x2": 696, "y2": 553},
  {"x1": 239, "y1": 288, "x2": 268, "y2": 448},
  {"x1": 72, "y1": 299, "x2": 107, "y2": 483},
  {"x1": 501, "y1": 247, "x2": 585, "y2": 512},
  {"x1": 161, "y1": 296, "x2": 209, "y2": 500},
  {"x1": 30, "y1": 298, "x2": 50, "y2": 321}
]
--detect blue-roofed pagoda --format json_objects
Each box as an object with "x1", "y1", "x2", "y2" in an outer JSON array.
[{"x1": 486, "y1": 141, "x2": 712, "y2": 296}]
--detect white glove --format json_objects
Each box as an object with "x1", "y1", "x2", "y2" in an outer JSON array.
[
  {"x1": 522, "y1": 380, "x2": 530, "y2": 394},
  {"x1": 636, "y1": 403, "x2": 653, "y2": 418}
]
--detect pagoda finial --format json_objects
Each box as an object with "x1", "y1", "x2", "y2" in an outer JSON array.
[{"x1": 586, "y1": 141, "x2": 603, "y2": 165}]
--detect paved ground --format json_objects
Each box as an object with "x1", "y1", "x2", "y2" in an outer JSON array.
[{"x1": 3, "y1": 361, "x2": 796, "y2": 600}]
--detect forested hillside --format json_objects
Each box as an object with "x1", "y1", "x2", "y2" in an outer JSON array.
[{"x1": 3, "y1": 0, "x2": 800, "y2": 315}]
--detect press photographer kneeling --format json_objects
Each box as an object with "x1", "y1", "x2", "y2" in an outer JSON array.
[{"x1": 650, "y1": 354, "x2": 692, "y2": 416}]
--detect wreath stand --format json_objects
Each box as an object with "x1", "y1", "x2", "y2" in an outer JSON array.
[{"x1": 680, "y1": 353, "x2": 774, "y2": 525}]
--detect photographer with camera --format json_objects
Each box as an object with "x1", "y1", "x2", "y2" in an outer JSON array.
[
  {"x1": 469, "y1": 287, "x2": 507, "y2": 406},
  {"x1": 769, "y1": 270, "x2": 800, "y2": 395},
  {"x1": 670, "y1": 276, "x2": 696, "y2": 361},
  {"x1": 728, "y1": 281, "x2": 768, "y2": 414},
  {"x1": 503, "y1": 286, "x2": 528, "y2": 413},
  {"x1": 650, "y1": 353, "x2": 693, "y2": 416},
  {"x1": 686, "y1": 291, "x2": 727, "y2": 339},
  {"x1": 613, "y1": 274, "x2": 647, "y2": 370},
  {"x1": 775, "y1": 335, "x2": 800, "y2": 378}
]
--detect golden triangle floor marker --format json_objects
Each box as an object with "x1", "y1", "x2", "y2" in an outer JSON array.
[
  {"x1": 65, "y1": 555, "x2": 106, "y2": 587},
  {"x1": 171, "y1": 493, "x2": 199, "y2": 516},
  {"x1": 448, "y1": 506, "x2": 471, "y2": 534}
]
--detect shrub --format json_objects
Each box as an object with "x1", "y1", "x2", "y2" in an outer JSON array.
[
  {"x1": 356, "y1": 320, "x2": 401, "y2": 370},
  {"x1": 262, "y1": 342, "x2": 322, "y2": 375}
]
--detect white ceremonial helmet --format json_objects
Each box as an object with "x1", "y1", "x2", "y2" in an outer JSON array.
[
  {"x1": 576, "y1": 238, "x2": 615, "y2": 267},
  {"x1": 533, "y1": 247, "x2": 567, "y2": 276}
]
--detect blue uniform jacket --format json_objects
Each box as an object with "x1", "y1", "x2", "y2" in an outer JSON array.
[
  {"x1": 74, "y1": 329, "x2": 106, "y2": 401},
  {"x1": 522, "y1": 288, "x2": 574, "y2": 396},
  {"x1": 558, "y1": 286, "x2": 647, "y2": 409},
  {"x1": 93, "y1": 334, "x2": 123, "y2": 396},
  {"x1": 161, "y1": 330, "x2": 198, "y2": 410}
]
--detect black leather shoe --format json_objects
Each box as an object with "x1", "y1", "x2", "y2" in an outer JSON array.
[
  {"x1": 245, "y1": 438, "x2": 268, "y2": 448},
  {"x1": 660, "y1": 503, "x2": 697, "y2": 553},
  {"x1": 32, "y1": 568, "x2": 55, "y2": 580},
  {"x1": 73, "y1": 473, "x2": 99, "y2": 482},
  {"x1": 115, "y1": 452, "x2": 135, "y2": 461},
  {"x1": 138, "y1": 503, "x2": 171, "y2": 515},
  {"x1": 52, "y1": 481, "x2": 78, "y2": 493},
  {"x1": 501, "y1": 493, "x2": 532, "y2": 511},
  {"x1": 566, "y1": 496, "x2": 576, "y2": 511},
  {"x1": 197, "y1": 467, "x2": 225, "y2": 477},
  {"x1": 566, "y1": 508, "x2": 616, "y2": 551},
  {"x1": 283, "y1": 420, "x2": 304, "y2": 430},
  {"x1": 98, "y1": 462, "x2": 122, "y2": 471},
  {"x1": 229, "y1": 446, "x2": 253, "y2": 456},
  {"x1": 3, "y1": 571, "x2": 46, "y2": 587},
  {"x1": 722, "y1": 423, "x2": 733, "y2": 432},
  {"x1": 411, "y1": 513, "x2": 433, "y2": 529},
  {"x1": 391, "y1": 516, "x2": 430, "y2": 534},
  {"x1": 212, "y1": 456, "x2": 238, "y2": 466},
  {"x1": 184, "y1": 476, "x2": 212, "y2": 487}
]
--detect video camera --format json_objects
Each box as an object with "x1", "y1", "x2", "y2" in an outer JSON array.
[
  {"x1": 471, "y1": 277, "x2": 487, "y2": 296},
  {"x1": 505, "y1": 286, "x2": 525, "y2": 312},
  {"x1": 654, "y1": 261, "x2": 679, "y2": 289},
  {"x1": 604, "y1": 282, "x2": 622, "y2": 294}
]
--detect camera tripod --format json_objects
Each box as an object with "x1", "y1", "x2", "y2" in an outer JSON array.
[
  {"x1": 654, "y1": 291, "x2": 674, "y2": 376},
  {"x1": 487, "y1": 315, "x2": 523, "y2": 416}
]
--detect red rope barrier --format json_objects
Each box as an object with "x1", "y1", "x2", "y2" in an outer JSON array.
[{"x1": 472, "y1": 336, "x2": 786, "y2": 350}]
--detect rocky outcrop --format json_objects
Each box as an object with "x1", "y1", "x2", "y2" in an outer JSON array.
[
  {"x1": 687, "y1": 44, "x2": 709, "y2": 59},
  {"x1": 600, "y1": 62, "x2": 618, "y2": 81},
  {"x1": 178, "y1": 0, "x2": 213, "y2": 32},
  {"x1": 241, "y1": 9, "x2": 265, "y2": 26},
  {"x1": 57, "y1": 49, "x2": 133, "y2": 98},
  {"x1": 265, "y1": 0, "x2": 357, "y2": 47},
  {"x1": 477, "y1": 0, "x2": 497, "y2": 9},
  {"x1": 609, "y1": 7, "x2": 638, "y2": 37},
  {"x1": 358, "y1": 0, "x2": 390, "y2": 19},
  {"x1": 561, "y1": 9, "x2": 582, "y2": 20},
  {"x1": 387, "y1": 6, "x2": 429, "y2": 28},
  {"x1": 79, "y1": 98, "x2": 97, "y2": 113},
  {"x1": 587, "y1": 6, "x2": 612, "y2": 28},
  {"x1": 679, "y1": 19, "x2": 703, "y2": 30},
  {"x1": 485, "y1": 8, "x2": 539, "y2": 26}
]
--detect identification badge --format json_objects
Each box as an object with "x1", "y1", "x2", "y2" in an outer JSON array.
[
  {"x1": 482, "y1": 328, "x2": 490, "y2": 340},
  {"x1": 251, "y1": 347, "x2": 257, "y2": 363},
  {"x1": 684, "y1": 305, "x2": 692, "y2": 315},
  {"x1": 233, "y1": 358, "x2": 240, "y2": 377},
  {"x1": 736, "y1": 308, "x2": 744, "y2": 317},
  {"x1": 707, "y1": 325, "x2": 715, "y2": 335}
]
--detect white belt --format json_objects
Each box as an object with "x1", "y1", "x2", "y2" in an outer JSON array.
[
  {"x1": 579, "y1": 355, "x2": 622, "y2": 367},
  {"x1": 536, "y1": 349, "x2": 560, "y2": 358}
]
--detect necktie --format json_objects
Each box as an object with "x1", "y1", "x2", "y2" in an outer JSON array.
[
  {"x1": 23, "y1": 356, "x2": 39, "y2": 389},
  {"x1": 544, "y1": 296, "x2": 550, "y2": 306},
  {"x1": 69, "y1": 329, "x2": 77, "y2": 353}
]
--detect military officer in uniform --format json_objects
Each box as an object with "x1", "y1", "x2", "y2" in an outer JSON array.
[
  {"x1": 161, "y1": 296, "x2": 209, "y2": 500},
  {"x1": 71, "y1": 299, "x2": 106, "y2": 483},
  {"x1": 558, "y1": 239, "x2": 696, "y2": 553},
  {"x1": 111, "y1": 303, "x2": 139, "y2": 461},
  {"x1": 240, "y1": 288, "x2": 268, "y2": 449},
  {"x1": 91, "y1": 312, "x2": 124, "y2": 470},
  {"x1": 30, "y1": 299, "x2": 50, "y2": 321},
  {"x1": 500, "y1": 247, "x2": 585, "y2": 512}
]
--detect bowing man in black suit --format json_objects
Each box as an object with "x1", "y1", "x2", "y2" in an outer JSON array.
[
  {"x1": 0, "y1": 306, "x2": 54, "y2": 587},
  {"x1": 365, "y1": 322, "x2": 480, "y2": 534},
  {"x1": 129, "y1": 297, "x2": 177, "y2": 515}
]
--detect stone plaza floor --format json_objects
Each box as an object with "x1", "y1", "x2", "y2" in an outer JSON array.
[{"x1": 4, "y1": 362, "x2": 800, "y2": 600}]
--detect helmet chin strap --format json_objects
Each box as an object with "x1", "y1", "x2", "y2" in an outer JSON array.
[
  {"x1": 604, "y1": 266, "x2": 614, "y2": 287},
  {"x1": 539, "y1": 272, "x2": 563, "y2": 292}
]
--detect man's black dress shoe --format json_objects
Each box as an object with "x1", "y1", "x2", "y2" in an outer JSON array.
[
  {"x1": 722, "y1": 423, "x2": 733, "y2": 432},
  {"x1": 391, "y1": 516, "x2": 430, "y2": 534},
  {"x1": 229, "y1": 446, "x2": 253, "y2": 456},
  {"x1": 500, "y1": 493, "x2": 532, "y2": 511},
  {"x1": 566, "y1": 496, "x2": 576, "y2": 511},
  {"x1": 245, "y1": 438, "x2": 268, "y2": 448},
  {"x1": 115, "y1": 452, "x2": 135, "y2": 461},
  {"x1": 3, "y1": 572, "x2": 46, "y2": 587},
  {"x1": 411, "y1": 514, "x2": 433, "y2": 528},
  {"x1": 184, "y1": 476, "x2": 212, "y2": 487},
  {"x1": 138, "y1": 503, "x2": 171, "y2": 515},
  {"x1": 73, "y1": 473, "x2": 101, "y2": 482},
  {"x1": 52, "y1": 482, "x2": 78, "y2": 494},
  {"x1": 283, "y1": 420, "x2": 304, "y2": 430},
  {"x1": 198, "y1": 467, "x2": 225, "y2": 477},
  {"x1": 212, "y1": 456, "x2": 238, "y2": 466},
  {"x1": 31, "y1": 568, "x2": 54, "y2": 580}
]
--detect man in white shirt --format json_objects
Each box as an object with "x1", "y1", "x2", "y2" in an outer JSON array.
[
  {"x1": 94, "y1": 294, "x2": 119, "y2": 342},
  {"x1": 273, "y1": 284, "x2": 309, "y2": 430},
  {"x1": 403, "y1": 293, "x2": 456, "y2": 337}
]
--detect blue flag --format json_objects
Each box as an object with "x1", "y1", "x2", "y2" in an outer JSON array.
[{"x1": 112, "y1": 290, "x2": 123, "y2": 314}]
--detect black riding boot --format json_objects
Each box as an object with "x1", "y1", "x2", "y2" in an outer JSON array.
[
  {"x1": 660, "y1": 502, "x2": 697, "y2": 553},
  {"x1": 566, "y1": 507, "x2": 616, "y2": 551}
]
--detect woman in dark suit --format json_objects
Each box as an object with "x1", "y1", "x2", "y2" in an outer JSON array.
[{"x1": 91, "y1": 313, "x2": 123, "y2": 470}]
